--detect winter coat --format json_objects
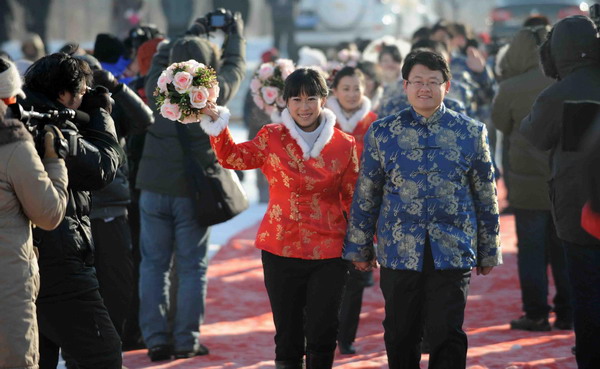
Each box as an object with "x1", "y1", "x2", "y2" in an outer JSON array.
[
  {"x1": 521, "y1": 15, "x2": 600, "y2": 245},
  {"x1": 202, "y1": 108, "x2": 359, "y2": 260},
  {"x1": 343, "y1": 104, "x2": 501, "y2": 271},
  {"x1": 326, "y1": 95, "x2": 377, "y2": 158},
  {"x1": 136, "y1": 34, "x2": 245, "y2": 197},
  {"x1": 20, "y1": 88, "x2": 122, "y2": 301},
  {"x1": 492, "y1": 27, "x2": 554, "y2": 210},
  {"x1": 90, "y1": 82, "x2": 154, "y2": 220},
  {"x1": 0, "y1": 115, "x2": 68, "y2": 368}
]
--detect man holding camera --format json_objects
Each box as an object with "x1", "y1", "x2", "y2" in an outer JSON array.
[
  {"x1": 136, "y1": 9, "x2": 245, "y2": 361},
  {"x1": 0, "y1": 57, "x2": 68, "y2": 369},
  {"x1": 19, "y1": 52, "x2": 123, "y2": 368},
  {"x1": 521, "y1": 15, "x2": 600, "y2": 368}
]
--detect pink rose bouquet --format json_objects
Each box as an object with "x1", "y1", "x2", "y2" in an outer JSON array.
[
  {"x1": 250, "y1": 58, "x2": 295, "y2": 123},
  {"x1": 154, "y1": 59, "x2": 219, "y2": 123}
]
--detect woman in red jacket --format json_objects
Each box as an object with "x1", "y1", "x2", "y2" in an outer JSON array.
[
  {"x1": 326, "y1": 66, "x2": 378, "y2": 355},
  {"x1": 201, "y1": 68, "x2": 359, "y2": 369}
]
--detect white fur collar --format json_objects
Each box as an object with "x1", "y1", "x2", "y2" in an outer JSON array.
[
  {"x1": 280, "y1": 107, "x2": 336, "y2": 160},
  {"x1": 326, "y1": 96, "x2": 371, "y2": 133}
]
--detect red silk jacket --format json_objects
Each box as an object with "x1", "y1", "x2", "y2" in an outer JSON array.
[
  {"x1": 202, "y1": 107, "x2": 359, "y2": 259},
  {"x1": 327, "y1": 96, "x2": 378, "y2": 158}
]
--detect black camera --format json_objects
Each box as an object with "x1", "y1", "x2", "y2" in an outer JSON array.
[
  {"x1": 206, "y1": 8, "x2": 234, "y2": 31},
  {"x1": 8, "y1": 103, "x2": 90, "y2": 159}
]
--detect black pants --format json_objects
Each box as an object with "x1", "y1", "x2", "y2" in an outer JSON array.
[
  {"x1": 337, "y1": 268, "x2": 371, "y2": 345},
  {"x1": 92, "y1": 215, "x2": 134, "y2": 338},
  {"x1": 37, "y1": 290, "x2": 122, "y2": 369},
  {"x1": 272, "y1": 17, "x2": 298, "y2": 61},
  {"x1": 380, "y1": 243, "x2": 471, "y2": 369},
  {"x1": 262, "y1": 250, "x2": 348, "y2": 363}
]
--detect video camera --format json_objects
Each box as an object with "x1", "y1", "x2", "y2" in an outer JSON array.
[
  {"x1": 9, "y1": 103, "x2": 90, "y2": 159},
  {"x1": 206, "y1": 8, "x2": 234, "y2": 31}
]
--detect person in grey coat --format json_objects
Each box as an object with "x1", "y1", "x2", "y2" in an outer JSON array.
[
  {"x1": 520, "y1": 15, "x2": 600, "y2": 369},
  {"x1": 492, "y1": 25, "x2": 572, "y2": 332}
]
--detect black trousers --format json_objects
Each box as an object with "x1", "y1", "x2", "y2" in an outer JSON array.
[
  {"x1": 262, "y1": 250, "x2": 348, "y2": 363},
  {"x1": 92, "y1": 215, "x2": 134, "y2": 338},
  {"x1": 380, "y1": 243, "x2": 471, "y2": 369},
  {"x1": 337, "y1": 268, "x2": 372, "y2": 345},
  {"x1": 37, "y1": 290, "x2": 122, "y2": 369}
]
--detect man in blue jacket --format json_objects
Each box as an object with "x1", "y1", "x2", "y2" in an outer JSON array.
[{"x1": 343, "y1": 50, "x2": 501, "y2": 369}]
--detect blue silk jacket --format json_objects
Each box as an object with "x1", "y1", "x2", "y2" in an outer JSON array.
[{"x1": 343, "y1": 104, "x2": 502, "y2": 271}]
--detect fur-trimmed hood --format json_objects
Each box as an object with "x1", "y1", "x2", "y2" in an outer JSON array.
[
  {"x1": 326, "y1": 96, "x2": 372, "y2": 133},
  {"x1": 0, "y1": 118, "x2": 32, "y2": 146},
  {"x1": 280, "y1": 107, "x2": 337, "y2": 160}
]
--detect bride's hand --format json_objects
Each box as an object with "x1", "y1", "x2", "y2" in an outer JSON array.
[{"x1": 202, "y1": 101, "x2": 220, "y2": 121}]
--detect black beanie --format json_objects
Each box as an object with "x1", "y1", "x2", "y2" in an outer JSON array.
[{"x1": 94, "y1": 33, "x2": 126, "y2": 63}]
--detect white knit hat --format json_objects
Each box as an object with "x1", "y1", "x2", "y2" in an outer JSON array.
[{"x1": 0, "y1": 57, "x2": 26, "y2": 99}]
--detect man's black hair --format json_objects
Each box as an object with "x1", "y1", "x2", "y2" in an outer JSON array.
[
  {"x1": 523, "y1": 15, "x2": 550, "y2": 28},
  {"x1": 24, "y1": 52, "x2": 92, "y2": 101},
  {"x1": 401, "y1": 49, "x2": 451, "y2": 82},
  {"x1": 283, "y1": 68, "x2": 329, "y2": 100},
  {"x1": 331, "y1": 66, "x2": 365, "y2": 89}
]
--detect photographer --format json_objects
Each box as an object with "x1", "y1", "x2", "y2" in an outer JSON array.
[
  {"x1": 19, "y1": 52, "x2": 123, "y2": 368},
  {"x1": 0, "y1": 58, "x2": 68, "y2": 369},
  {"x1": 136, "y1": 9, "x2": 245, "y2": 361},
  {"x1": 521, "y1": 15, "x2": 600, "y2": 368}
]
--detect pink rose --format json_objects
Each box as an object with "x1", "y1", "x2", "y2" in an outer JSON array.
[
  {"x1": 258, "y1": 63, "x2": 275, "y2": 80},
  {"x1": 250, "y1": 77, "x2": 262, "y2": 93},
  {"x1": 189, "y1": 86, "x2": 209, "y2": 109},
  {"x1": 252, "y1": 93, "x2": 265, "y2": 110},
  {"x1": 261, "y1": 86, "x2": 279, "y2": 105},
  {"x1": 208, "y1": 84, "x2": 220, "y2": 102},
  {"x1": 277, "y1": 59, "x2": 295, "y2": 79},
  {"x1": 157, "y1": 70, "x2": 173, "y2": 93},
  {"x1": 160, "y1": 100, "x2": 182, "y2": 121},
  {"x1": 173, "y1": 71, "x2": 193, "y2": 93},
  {"x1": 185, "y1": 60, "x2": 205, "y2": 74}
]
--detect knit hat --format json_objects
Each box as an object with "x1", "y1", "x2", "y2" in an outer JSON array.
[
  {"x1": 169, "y1": 36, "x2": 218, "y2": 67},
  {"x1": 0, "y1": 57, "x2": 26, "y2": 102},
  {"x1": 94, "y1": 33, "x2": 127, "y2": 64},
  {"x1": 137, "y1": 37, "x2": 165, "y2": 76}
]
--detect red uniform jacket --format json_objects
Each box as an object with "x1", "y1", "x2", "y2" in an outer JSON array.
[{"x1": 203, "y1": 107, "x2": 359, "y2": 259}]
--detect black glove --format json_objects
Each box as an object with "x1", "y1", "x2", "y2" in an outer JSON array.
[
  {"x1": 79, "y1": 85, "x2": 113, "y2": 114},
  {"x1": 93, "y1": 69, "x2": 121, "y2": 93},
  {"x1": 187, "y1": 17, "x2": 210, "y2": 36},
  {"x1": 223, "y1": 11, "x2": 244, "y2": 35}
]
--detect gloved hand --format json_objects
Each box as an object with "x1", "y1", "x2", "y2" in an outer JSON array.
[
  {"x1": 187, "y1": 17, "x2": 209, "y2": 36},
  {"x1": 93, "y1": 69, "x2": 120, "y2": 93},
  {"x1": 223, "y1": 11, "x2": 244, "y2": 35},
  {"x1": 79, "y1": 85, "x2": 113, "y2": 114},
  {"x1": 43, "y1": 125, "x2": 68, "y2": 159}
]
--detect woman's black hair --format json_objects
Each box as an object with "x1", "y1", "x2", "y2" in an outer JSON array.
[
  {"x1": 283, "y1": 68, "x2": 329, "y2": 100},
  {"x1": 331, "y1": 66, "x2": 365, "y2": 89},
  {"x1": 24, "y1": 52, "x2": 92, "y2": 101},
  {"x1": 378, "y1": 44, "x2": 402, "y2": 64},
  {"x1": 401, "y1": 49, "x2": 451, "y2": 82},
  {"x1": 356, "y1": 61, "x2": 382, "y2": 88}
]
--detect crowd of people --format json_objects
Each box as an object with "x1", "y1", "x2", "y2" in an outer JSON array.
[{"x1": 0, "y1": 3, "x2": 599, "y2": 369}]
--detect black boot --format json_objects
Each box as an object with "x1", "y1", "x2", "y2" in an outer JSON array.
[
  {"x1": 275, "y1": 360, "x2": 304, "y2": 369},
  {"x1": 306, "y1": 351, "x2": 334, "y2": 369}
]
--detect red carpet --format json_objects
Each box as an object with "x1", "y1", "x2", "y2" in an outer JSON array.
[{"x1": 123, "y1": 184, "x2": 577, "y2": 368}]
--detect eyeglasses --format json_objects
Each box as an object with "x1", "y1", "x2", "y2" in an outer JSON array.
[{"x1": 406, "y1": 80, "x2": 445, "y2": 89}]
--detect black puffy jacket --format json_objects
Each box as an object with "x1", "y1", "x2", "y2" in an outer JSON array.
[{"x1": 20, "y1": 88, "x2": 122, "y2": 301}]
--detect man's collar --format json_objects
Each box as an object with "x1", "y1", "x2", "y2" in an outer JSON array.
[{"x1": 410, "y1": 103, "x2": 446, "y2": 124}]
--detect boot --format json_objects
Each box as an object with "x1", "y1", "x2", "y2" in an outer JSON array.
[
  {"x1": 306, "y1": 351, "x2": 334, "y2": 369},
  {"x1": 275, "y1": 360, "x2": 304, "y2": 369}
]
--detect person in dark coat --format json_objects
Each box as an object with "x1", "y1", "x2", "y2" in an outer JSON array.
[
  {"x1": 492, "y1": 25, "x2": 572, "y2": 332},
  {"x1": 20, "y1": 52, "x2": 123, "y2": 368},
  {"x1": 136, "y1": 16, "x2": 245, "y2": 361},
  {"x1": 520, "y1": 15, "x2": 600, "y2": 369},
  {"x1": 267, "y1": 0, "x2": 299, "y2": 61}
]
